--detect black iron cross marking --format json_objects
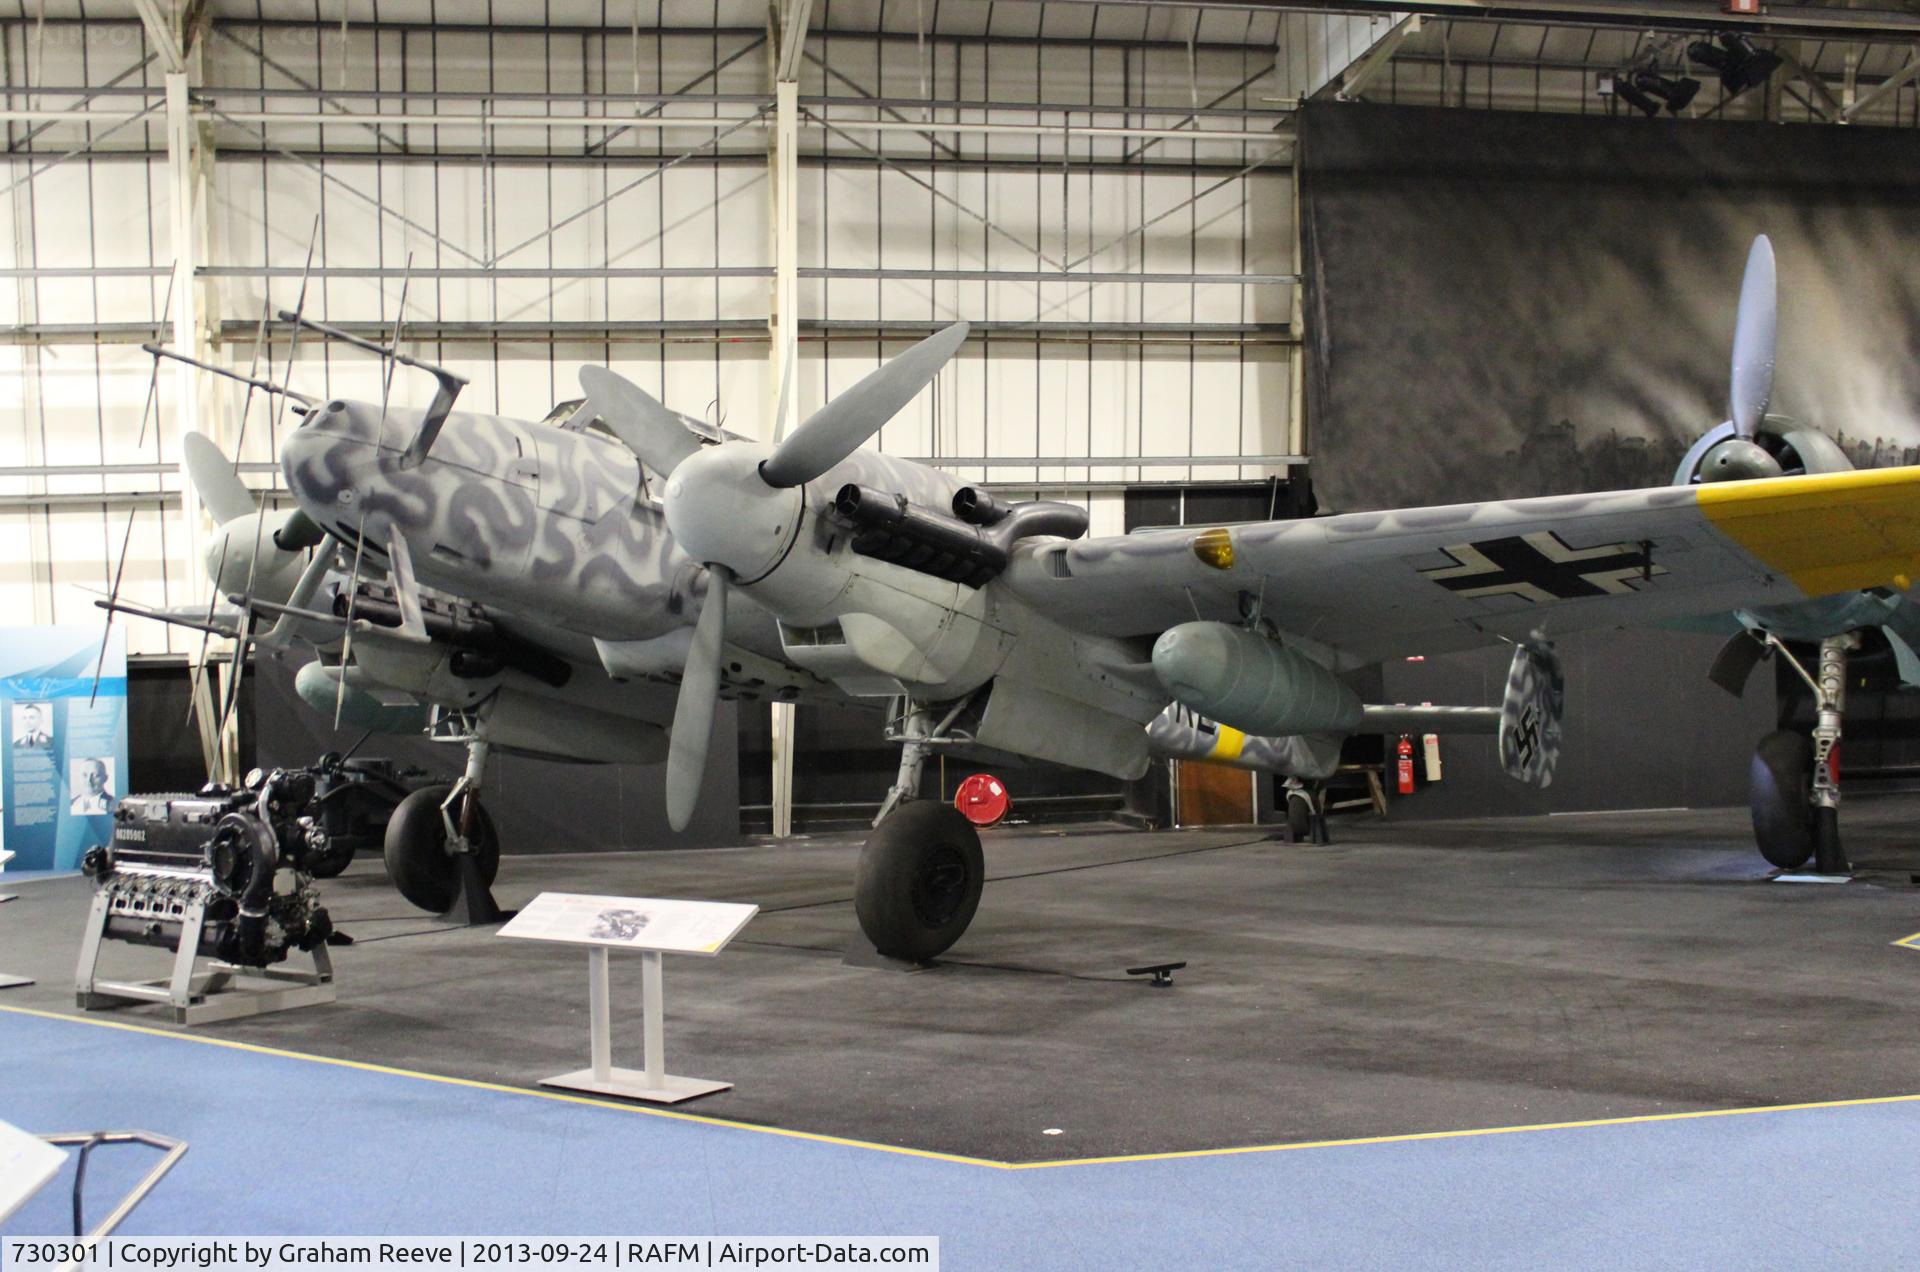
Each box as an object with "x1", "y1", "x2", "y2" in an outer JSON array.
[{"x1": 1420, "y1": 532, "x2": 1666, "y2": 603}]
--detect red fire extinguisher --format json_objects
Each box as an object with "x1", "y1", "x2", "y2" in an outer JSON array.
[{"x1": 1396, "y1": 734, "x2": 1416, "y2": 795}]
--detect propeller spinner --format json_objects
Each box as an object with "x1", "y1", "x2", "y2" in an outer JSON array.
[{"x1": 653, "y1": 321, "x2": 970, "y2": 830}]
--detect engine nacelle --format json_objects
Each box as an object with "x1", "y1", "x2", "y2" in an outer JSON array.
[
  {"x1": 1674, "y1": 415, "x2": 1855, "y2": 486},
  {"x1": 1152, "y1": 622, "x2": 1362, "y2": 738}
]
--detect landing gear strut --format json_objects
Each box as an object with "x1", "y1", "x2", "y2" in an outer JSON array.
[
  {"x1": 383, "y1": 733, "x2": 510, "y2": 921},
  {"x1": 854, "y1": 700, "x2": 986, "y2": 962},
  {"x1": 1750, "y1": 633, "x2": 1853, "y2": 876}
]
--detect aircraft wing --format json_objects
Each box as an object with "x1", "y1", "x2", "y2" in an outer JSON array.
[{"x1": 1004, "y1": 467, "x2": 1920, "y2": 669}]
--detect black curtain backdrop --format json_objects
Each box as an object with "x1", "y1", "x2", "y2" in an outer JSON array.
[
  {"x1": 1287, "y1": 103, "x2": 1913, "y2": 813},
  {"x1": 1299, "y1": 103, "x2": 1920, "y2": 513}
]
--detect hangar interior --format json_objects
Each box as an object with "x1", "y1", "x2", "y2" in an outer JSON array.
[{"x1": 7, "y1": 0, "x2": 1920, "y2": 1266}]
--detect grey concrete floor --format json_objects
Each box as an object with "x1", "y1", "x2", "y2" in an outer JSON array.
[{"x1": 6, "y1": 800, "x2": 1920, "y2": 1163}]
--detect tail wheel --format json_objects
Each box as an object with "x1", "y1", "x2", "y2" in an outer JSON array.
[
  {"x1": 854, "y1": 801, "x2": 985, "y2": 962},
  {"x1": 1751, "y1": 729, "x2": 1815, "y2": 871},
  {"x1": 1286, "y1": 790, "x2": 1314, "y2": 842},
  {"x1": 383, "y1": 783, "x2": 501, "y2": 913}
]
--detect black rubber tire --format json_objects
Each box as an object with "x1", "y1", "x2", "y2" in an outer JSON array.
[
  {"x1": 854, "y1": 801, "x2": 985, "y2": 962},
  {"x1": 383, "y1": 784, "x2": 501, "y2": 913},
  {"x1": 1751, "y1": 729, "x2": 1815, "y2": 871},
  {"x1": 1286, "y1": 791, "x2": 1314, "y2": 842},
  {"x1": 303, "y1": 841, "x2": 358, "y2": 879}
]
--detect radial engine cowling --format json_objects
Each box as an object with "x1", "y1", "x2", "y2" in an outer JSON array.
[
  {"x1": 1152, "y1": 622, "x2": 1362, "y2": 738},
  {"x1": 1674, "y1": 416, "x2": 1855, "y2": 486}
]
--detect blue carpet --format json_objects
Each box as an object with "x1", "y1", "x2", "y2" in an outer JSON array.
[
  {"x1": 0, "y1": 870, "x2": 77, "y2": 886},
  {"x1": 2, "y1": 1007, "x2": 1917, "y2": 1270}
]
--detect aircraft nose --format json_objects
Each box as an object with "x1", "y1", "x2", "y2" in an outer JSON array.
[{"x1": 280, "y1": 400, "x2": 371, "y2": 519}]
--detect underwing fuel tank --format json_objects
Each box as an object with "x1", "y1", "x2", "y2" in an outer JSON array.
[{"x1": 1152, "y1": 622, "x2": 1363, "y2": 738}]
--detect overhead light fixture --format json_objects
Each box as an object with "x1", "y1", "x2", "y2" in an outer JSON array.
[
  {"x1": 1688, "y1": 32, "x2": 1783, "y2": 98},
  {"x1": 1616, "y1": 75, "x2": 1664, "y2": 117},
  {"x1": 1607, "y1": 68, "x2": 1702, "y2": 117},
  {"x1": 1635, "y1": 71, "x2": 1702, "y2": 113}
]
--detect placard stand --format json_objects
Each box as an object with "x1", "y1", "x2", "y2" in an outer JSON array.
[
  {"x1": 541, "y1": 946, "x2": 729, "y2": 1104},
  {"x1": 0, "y1": 850, "x2": 28, "y2": 988},
  {"x1": 501, "y1": 891, "x2": 758, "y2": 1107}
]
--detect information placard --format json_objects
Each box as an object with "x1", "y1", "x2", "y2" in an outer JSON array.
[
  {"x1": 498, "y1": 892, "x2": 757, "y2": 955},
  {"x1": 0, "y1": 625, "x2": 128, "y2": 871}
]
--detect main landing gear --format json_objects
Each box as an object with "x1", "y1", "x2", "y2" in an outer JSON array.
[
  {"x1": 384, "y1": 731, "x2": 510, "y2": 922},
  {"x1": 1750, "y1": 633, "x2": 1853, "y2": 876},
  {"x1": 854, "y1": 700, "x2": 986, "y2": 962}
]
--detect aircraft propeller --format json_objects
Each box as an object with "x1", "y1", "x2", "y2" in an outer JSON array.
[
  {"x1": 1696, "y1": 234, "x2": 1785, "y2": 483},
  {"x1": 642, "y1": 320, "x2": 969, "y2": 829},
  {"x1": 760, "y1": 321, "x2": 969, "y2": 488},
  {"x1": 577, "y1": 365, "x2": 704, "y2": 477}
]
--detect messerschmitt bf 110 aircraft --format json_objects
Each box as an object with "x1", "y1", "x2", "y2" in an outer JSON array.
[
  {"x1": 129, "y1": 289, "x2": 1920, "y2": 959},
  {"x1": 125, "y1": 309, "x2": 1557, "y2": 924}
]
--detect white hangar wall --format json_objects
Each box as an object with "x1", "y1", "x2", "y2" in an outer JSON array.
[
  {"x1": 6, "y1": 3, "x2": 1915, "y2": 655},
  {"x1": 0, "y1": 2, "x2": 1298, "y2": 655}
]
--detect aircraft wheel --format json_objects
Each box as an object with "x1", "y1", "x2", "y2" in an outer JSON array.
[
  {"x1": 383, "y1": 784, "x2": 501, "y2": 913},
  {"x1": 1285, "y1": 790, "x2": 1314, "y2": 842},
  {"x1": 854, "y1": 801, "x2": 984, "y2": 962},
  {"x1": 1751, "y1": 730, "x2": 1815, "y2": 871}
]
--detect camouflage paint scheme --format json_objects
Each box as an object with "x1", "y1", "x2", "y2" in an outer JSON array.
[{"x1": 279, "y1": 396, "x2": 832, "y2": 713}]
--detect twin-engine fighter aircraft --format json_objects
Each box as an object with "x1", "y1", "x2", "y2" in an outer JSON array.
[
  {"x1": 141, "y1": 313, "x2": 1547, "y2": 921},
  {"x1": 140, "y1": 278, "x2": 1920, "y2": 960},
  {"x1": 1668, "y1": 235, "x2": 1920, "y2": 876},
  {"x1": 528, "y1": 320, "x2": 1920, "y2": 961}
]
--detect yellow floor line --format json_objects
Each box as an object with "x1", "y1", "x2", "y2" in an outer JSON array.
[
  {"x1": 1892, "y1": 931, "x2": 1920, "y2": 950},
  {"x1": 8, "y1": 1000, "x2": 1920, "y2": 1172}
]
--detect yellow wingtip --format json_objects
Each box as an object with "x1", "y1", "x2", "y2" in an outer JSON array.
[{"x1": 1697, "y1": 465, "x2": 1920, "y2": 598}]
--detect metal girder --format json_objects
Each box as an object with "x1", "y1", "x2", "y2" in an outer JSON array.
[
  {"x1": 777, "y1": 0, "x2": 814, "y2": 82},
  {"x1": 0, "y1": 102, "x2": 161, "y2": 201},
  {"x1": 129, "y1": 0, "x2": 186, "y2": 75},
  {"x1": 1842, "y1": 45, "x2": 1920, "y2": 120},
  {"x1": 0, "y1": 318, "x2": 1294, "y2": 346},
  {"x1": 486, "y1": 111, "x2": 767, "y2": 267},
  {"x1": 1094, "y1": 0, "x2": 1920, "y2": 42},
  {"x1": 1775, "y1": 46, "x2": 1844, "y2": 121},
  {"x1": 1336, "y1": 15, "x2": 1423, "y2": 101},
  {"x1": 190, "y1": 265, "x2": 1295, "y2": 285}
]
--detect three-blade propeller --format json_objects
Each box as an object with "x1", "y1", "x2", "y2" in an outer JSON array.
[{"x1": 651, "y1": 320, "x2": 969, "y2": 830}]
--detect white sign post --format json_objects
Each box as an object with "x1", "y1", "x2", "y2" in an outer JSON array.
[
  {"x1": 499, "y1": 891, "x2": 758, "y2": 1104},
  {"x1": 1, "y1": 847, "x2": 17, "y2": 904}
]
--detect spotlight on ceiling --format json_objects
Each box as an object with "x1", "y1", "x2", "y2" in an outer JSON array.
[
  {"x1": 1688, "y1": 32, "x2": 1784, "y2": 97},
  {"x1": 1609, "y1": 68, "x2": 1702, "y2": 117},
  {"x1": 1635, "y1": 71, "x2": 1703, "y2": 113},
  {"x1": 1616, "y1": 75, "x2": 1664, "y2": 117}
]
